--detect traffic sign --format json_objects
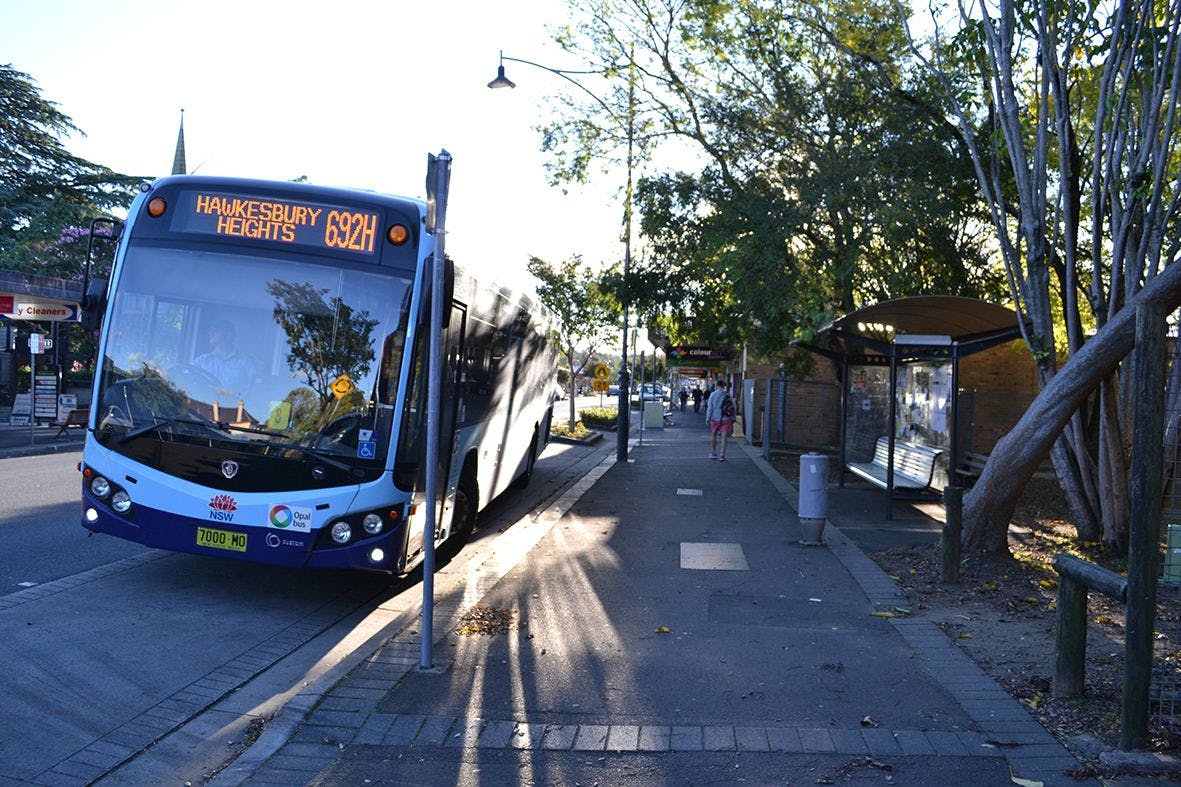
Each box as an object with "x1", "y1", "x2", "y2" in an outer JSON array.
[
  {"x1": 593, "y1": 363, "x2": 611, "y2": 380},
  {"x1": 591, "y1": 379, "x2": 610, "y2": 392}
]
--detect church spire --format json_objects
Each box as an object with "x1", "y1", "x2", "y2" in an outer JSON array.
[{"x1": 171, "y1": 109, "x2": 186, "y2": 175}]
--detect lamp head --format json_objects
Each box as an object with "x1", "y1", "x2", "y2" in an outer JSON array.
[{"x1": 487, "y1": 64, "x2": 516, "y2": 90}]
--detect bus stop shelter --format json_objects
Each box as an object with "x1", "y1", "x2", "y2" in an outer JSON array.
[{"x1": 799, "y1": 296, "x2": 1028, "y2": 519}]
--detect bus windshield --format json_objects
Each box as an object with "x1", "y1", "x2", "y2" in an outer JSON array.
[{"x1": 94, "y1": 244, "x2": 413, "y2": 466}]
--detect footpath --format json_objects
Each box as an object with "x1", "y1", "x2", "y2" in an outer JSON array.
[
  {"x1": 0, "y1": 423, "x2": 85, "y2": 459},
  {"x1": 198, "y1": 414, "x2": 1094, "y2": 787}
]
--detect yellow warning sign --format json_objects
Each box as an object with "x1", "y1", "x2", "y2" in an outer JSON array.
[
  {"x1": 594, "y1": 363, "x2": 611, "y2": 380},
  {"x1": 330, "y1": 373, "x2": 355, "y2": 399},
  {"x1": 591, "y1": 379, "x2": 610, "y2": 392}
]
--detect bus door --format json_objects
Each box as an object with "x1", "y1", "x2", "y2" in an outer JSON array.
[
  {"x1": 404, "y1": 301, "x2": 467, "y2": 560},
  {"x1": 434, "y1": 302, "x2": 467, "y2": 542}
]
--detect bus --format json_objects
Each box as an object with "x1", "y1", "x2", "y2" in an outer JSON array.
[{"x1": 79, "y1": 175, "x2": 557, "y2": 574}]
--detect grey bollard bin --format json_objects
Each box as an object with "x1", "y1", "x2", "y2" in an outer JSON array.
[{"x1": 798, "y1": 453, "x2": 828, "y2": 543}]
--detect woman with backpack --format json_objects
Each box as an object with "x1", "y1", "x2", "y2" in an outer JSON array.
[{"x1": 705, "y1": 378, "x2": 736, "y2": 461}]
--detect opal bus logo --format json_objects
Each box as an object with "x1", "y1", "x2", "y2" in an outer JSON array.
[
  {"x1": 268, "y1": 504, "x2": 312, "y2": 532},
  {"x1": 209, "y1": 494, "x2": 237, "y2": 522}
]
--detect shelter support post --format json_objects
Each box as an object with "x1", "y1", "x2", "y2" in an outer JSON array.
[
  {"x1": 949, "y1": 344, "x2": 960, "y2": 487},
  {"x1": 941, "y1": 486, "x2": 962, "y2": 583},
  {"x1": 885, "y1": 345, "x2": 897, "y2": 520},
  {"x1": 838, "y1": 356, "x2": 848, "y2": 488}
]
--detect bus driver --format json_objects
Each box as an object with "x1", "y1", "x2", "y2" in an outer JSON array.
[{"x1": 194, "y1": 319, "x2": 256, "y2": 398}]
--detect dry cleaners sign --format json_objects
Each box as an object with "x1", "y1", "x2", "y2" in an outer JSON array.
[{"x1": 0, "y1": 294, "x2": 80, "y2": 322}]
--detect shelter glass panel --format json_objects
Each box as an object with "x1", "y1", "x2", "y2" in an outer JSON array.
[
  {"x1": 896, "y1": 361, "x2": 953, "y2": 449},
  {"x1": 845, "y1": 366, "x2": 891, "y2": 463}
]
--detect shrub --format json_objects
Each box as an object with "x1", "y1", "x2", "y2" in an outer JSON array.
[
  {"x1": 580, "y1": 407, "x2": 618, "y2": 429},
  {"x1": 551, "y1": 420, "x2": 593, "y2": 440}
]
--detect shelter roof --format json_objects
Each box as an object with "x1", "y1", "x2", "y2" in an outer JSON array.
[{"x1": 806, "y1": 295, "x2": 1027, "y2": 360}]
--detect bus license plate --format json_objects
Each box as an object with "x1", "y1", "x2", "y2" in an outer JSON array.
[{"x1": 196, "y1": 526, "x2": 247, "y2": 552}]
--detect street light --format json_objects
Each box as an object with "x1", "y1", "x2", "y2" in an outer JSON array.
[{"x1": 488, "y1": 49, "x2": 636, "y2": 464}]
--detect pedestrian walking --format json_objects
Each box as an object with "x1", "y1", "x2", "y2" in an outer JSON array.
[
  {"x1": 691, "y1": 385, "x2": 703, "y2": 413},
  {"x1": 678, "y1": 388, "x2": 688, "y2": 412},
  {"x1": 705, "y1": 378, "x2": 736, "y2": 461}
]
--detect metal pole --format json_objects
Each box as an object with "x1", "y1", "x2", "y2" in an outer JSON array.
[
  {"x1": 1122, "y1": 302, "x2": 1166, "y2": 749},
  {"x1": 29, "y1": 334, "x2": 35, "y2": 446},
  {"x1": 616, "y1": 47, "x2": 636, "y2": 464},
  {"x1": 638, "y1": 350, "x2": 645, "y2": 446},
  {"x1": 420, "y1": 150, "x2": 451, "y2": 671}
]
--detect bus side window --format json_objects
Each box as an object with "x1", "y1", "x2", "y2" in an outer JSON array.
[{"x1": 463, "y1": 323, "x2": 494, "y2": 424}]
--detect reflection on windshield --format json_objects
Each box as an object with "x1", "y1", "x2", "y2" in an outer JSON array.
[
  {"x1": 266, "y1": 279, "x2": 379, "y2": 434},
  {"x1": 95, "y1": 246, "x2": 412, "y2": 463}
]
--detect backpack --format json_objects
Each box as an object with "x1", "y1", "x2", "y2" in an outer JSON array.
[{"x1": 721, "y1": 395, "x2": 735, "y2": 419}]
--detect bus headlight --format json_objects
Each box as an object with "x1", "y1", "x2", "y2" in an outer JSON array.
[
  {"x1": 330, "y1": 521, "x2": 352, "y2": 544},
  {"x1": 90, "y1": 476, "x2": 111, "y2": 499},
  {"x1": 362, "y1": 513, "x2": 383, "y2": 535},
  {"x1": 111, "y1": 491, "x2": 132, "y2": 514}
]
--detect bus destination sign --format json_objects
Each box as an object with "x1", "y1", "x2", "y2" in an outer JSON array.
[{"x1": 172, "y1": 191, "x2": 380, "y2": 256}]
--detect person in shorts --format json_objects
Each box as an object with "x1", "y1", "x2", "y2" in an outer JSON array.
[{"x1": 705, "y1": 378, "x2": 735, "y2": 461}]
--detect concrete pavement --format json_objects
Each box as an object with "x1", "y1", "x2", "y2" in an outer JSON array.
[{"x1": 210, "y1": 414, "x2": 1092, "y2": 786}]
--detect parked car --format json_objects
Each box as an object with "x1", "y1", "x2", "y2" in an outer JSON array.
[
  {"x1": 639, "y1": 383, "x2": 667, "y2": 402},
  {"x1": 608, "y1": 384, "x2": 620, "y2": 397}
]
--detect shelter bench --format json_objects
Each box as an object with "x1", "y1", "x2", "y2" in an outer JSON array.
[
  {"x1": 53, "y1": 406, "x2": 89, "y2": 438},
  {"x1": 955, "y1": 451, "x2": 989, "y2": 485},
  {"x1": 847, "y1": 436, "x2": 941, "y2": 491}
]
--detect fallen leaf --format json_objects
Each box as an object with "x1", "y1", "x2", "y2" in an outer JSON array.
[
  {"x1": 1025, "y1": 597, "x2": 1039, "y2": 604},
  {"x1": 1038, "y1": 579, "x2": 1057, "y2": 589},
  {"x1": 981, "y1": 582, "x2": 999, "y2": 591},
  {"x1": 871, "y1": 611, "x2": 895, "y2": 619},
  {"x1": 893, "y1": 607, "x2": 912, "y2": 616},
  {"x1": 860, "y1": 715, "x2": 879, "y2": 727},
  {"x1": 655, "y1": 626, "x2": 671, "y2": 634},
  {"x1": 1009, "y1": 767, "x2": 1043, "y2": 787},
  {"x1": 1096, "y1": 615, "x2": 1111, "y2": 624},
  {"x1": 957, "y1": 614, "x2": 973, "y2": 621},
  {"x1": 958, "y1": 632, "x2": 973, "y2": 639}
]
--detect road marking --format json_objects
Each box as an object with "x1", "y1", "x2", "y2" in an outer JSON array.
[{"x1": 676, "y1": 488, "x2": 702, "y2": 496}]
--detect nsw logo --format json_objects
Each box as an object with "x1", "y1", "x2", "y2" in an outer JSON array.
[
  {"x1": 268, "y1": 504, "x2": 312, "y2": 532},
  {"x1": 209, "y1": 494, "x2": 238, "y2": 522}
]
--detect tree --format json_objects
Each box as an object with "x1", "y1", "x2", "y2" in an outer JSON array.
[
  {"x1": 526, "y1": 255, "x2": 618, "y2": 429},
  {"x1": 0, "y1": 64, "x2": 139, "y2": 274},
  {"x1": 902, "y1": 0, "x2": 1181, "y2": 551},
  {"x1": 543, "y1": 0, "x2": 1003, "y2": 357}
]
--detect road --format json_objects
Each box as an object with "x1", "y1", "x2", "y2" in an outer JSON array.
[
  {"x1": 0, "y1": 434, "x2": 613, "y2": 783},
  {"x1": 0, "y1": 450, "x2": 148, "y2": 592}
]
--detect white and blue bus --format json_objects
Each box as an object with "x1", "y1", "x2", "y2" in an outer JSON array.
[{"x1": 80, "y1": 175, "x2": 557, "y2": 573}]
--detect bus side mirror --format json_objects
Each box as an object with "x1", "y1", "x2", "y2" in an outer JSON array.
[{"x1": 80, "y1": 279, "x2": 108, "y2": 331}]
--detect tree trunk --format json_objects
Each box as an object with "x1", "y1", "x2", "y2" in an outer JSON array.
[
  {"x1": 963, "y1": 262, "x2": 1181, "y2": 552},
  {"x1": 1097, "y1": 376, "x2": 1130, "y2": 545}
]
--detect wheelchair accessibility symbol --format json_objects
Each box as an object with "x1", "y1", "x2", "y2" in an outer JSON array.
[{"x1": 357, "y1": 441, "x2": 377, "y2": 459}]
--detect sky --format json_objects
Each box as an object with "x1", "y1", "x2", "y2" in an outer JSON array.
[{"x1": 2, "y1": 0, "x2": 635, "y2": 294}]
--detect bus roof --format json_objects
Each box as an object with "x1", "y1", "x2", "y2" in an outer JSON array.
[{"x1": 145, "y1": 175, "x2": 427, "y2": 218}]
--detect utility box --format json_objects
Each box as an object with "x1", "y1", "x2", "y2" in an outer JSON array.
[
  {"x1": 643, "y1": 401, "x2": 664, "y2": 429},
  {"x1": 1165, "y1": 524, "x2": 1181, "y2": 585},
  {"x1": 798, "y1": 453, "x2": 828, "y2": 520}
]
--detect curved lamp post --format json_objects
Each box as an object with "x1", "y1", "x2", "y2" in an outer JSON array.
[{"x1": 489, "y1": 50, "x2": 636, "y2": 464}]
